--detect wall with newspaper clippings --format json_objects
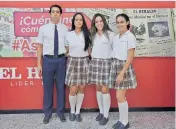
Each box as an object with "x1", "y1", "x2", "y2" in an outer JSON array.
[{"x1": 0, "y1": 8, "x2": 175, "y2": 57}]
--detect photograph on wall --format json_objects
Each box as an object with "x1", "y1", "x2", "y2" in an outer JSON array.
[{"x1": 148, "y1": 21, "x2": 170, "y2": 38}]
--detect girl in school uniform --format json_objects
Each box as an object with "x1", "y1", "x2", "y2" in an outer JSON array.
[
  {"x1": 109, "y1": 13, "x2": 137, "y2": 129},
  {"x1": 65, "y1": 12, "x2": 91, "y2": 122},
  {"x1": 88, "y1": 13, "x2": 115, "y2": 125}
]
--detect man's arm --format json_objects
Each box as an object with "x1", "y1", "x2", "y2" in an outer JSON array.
[
  {"x1": 36, "y1": 25, "x2": 44, "y2": 73},
  {"x1": 37, "y1": 43, "x2": 43, "y2": 73}
]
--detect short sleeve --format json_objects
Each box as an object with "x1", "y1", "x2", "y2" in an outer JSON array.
[
  {"x1": 64, "y1": 32, "x2": 69, "y2": 46},
  {"x1": 36, "y1": 26, "x2": 44, "y2": 44},
  {"x1": 127, "y1": 33, "x2": 136, "y2": 50},
  {"x1": 108, "y1": 31, "x2": 116, "y2": 50},
  {"x1": 110, "y1": 32, "x2": 116, "y2": 44}
]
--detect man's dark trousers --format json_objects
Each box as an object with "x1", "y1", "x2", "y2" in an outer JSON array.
[{"x1": 42, "y1": 55, "x2": 66, "y2": 118}]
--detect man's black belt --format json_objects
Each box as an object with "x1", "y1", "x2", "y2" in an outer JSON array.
[{"x1": 44, "y1": 54, "x2": 65, "y2": 58}]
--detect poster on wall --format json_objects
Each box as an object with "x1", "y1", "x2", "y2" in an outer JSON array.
[
  {"x1": 0, "y1": 8, "x2": 175, "y2": 57},
  {"x1": 124, "y1": 9, "x2": 175, "y2": 56}
]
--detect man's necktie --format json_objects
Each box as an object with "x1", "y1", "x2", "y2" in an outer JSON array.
[{"x1": 54, "y1": 25, "x2": 58, "y2": 57}]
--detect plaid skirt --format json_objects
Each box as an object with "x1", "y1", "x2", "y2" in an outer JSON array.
[
  {"x1": 88, "y1": 58, "x2": 111, "y2": 86},
  {"x1": 65, "y1": 56, "x2": 89, "y2": 86},
  {"x1": 109, "y1": 58, "x2": 137, "y2": 90}
]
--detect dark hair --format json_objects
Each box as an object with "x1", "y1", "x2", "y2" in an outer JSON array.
[
  {"x1": 90, "y1": 13, "x2": 112, "y2": 41},
  {"x1": 71, "y1": 12, "x2": 92, "y2": 51},
  {"x1": 49, "y1": 4, "x2": 62, "y2": 14},
  {"x1": 116, "y1": 13, "x2": 130, "y2": 30}
]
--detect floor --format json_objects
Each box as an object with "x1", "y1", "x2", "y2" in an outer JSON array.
[{"x1": 0, "y1": 112, "x2": 175, "y2": 129}]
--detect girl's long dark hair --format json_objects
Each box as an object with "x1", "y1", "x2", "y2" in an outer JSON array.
[
  {"x1": 90, "y1": 13, "x2": 112, "y2": 41},
  {"x1": 71, "y1": 12, "x2": 92, "y2": 51}
]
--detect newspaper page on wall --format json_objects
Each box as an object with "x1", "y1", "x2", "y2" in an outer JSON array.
[{"x1": 124, "y1": 9, "x2": 175, "y2": 57}]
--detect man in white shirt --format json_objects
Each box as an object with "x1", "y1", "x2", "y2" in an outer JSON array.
[{"x1": 37, "y1": 4, "x2": 68, "y2": 124}]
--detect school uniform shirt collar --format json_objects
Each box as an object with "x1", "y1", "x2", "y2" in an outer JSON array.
[
  {"x1": 95, "y1": 32, "x2": 105, "y2": 38},
  {"x1": 118, "y1": 30, "x2": 130, "y2": 38},
  {"x1": 124, "y1": 30, "x2": 130, "y2": 35},
  {"x1": 73, "y1": 30, "x2": 83, "y2": 36},
  {"x1": 49, "y1": 21, "x2": 61, "y2": 28}
]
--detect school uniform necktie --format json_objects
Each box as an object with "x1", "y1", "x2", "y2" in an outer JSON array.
[{"x1": 54, "y1": 25, "x2": 59, "y2": 57}]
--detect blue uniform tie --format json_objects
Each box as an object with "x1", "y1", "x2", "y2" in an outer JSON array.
[{"x1": 54, "y1": 25, "x2": 58, "y2": 57}]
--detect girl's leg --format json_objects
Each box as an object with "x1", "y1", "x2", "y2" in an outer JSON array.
[
  {"x1": 115, "y1": 89, "x2": 129, "y2": 128},
  {"x1": 96, "y1": 85, "x2": 104, "y2": 120},
  {"x1": 99, "y1": 85, "x2": 110, "y2": 125},
  {"x1": 75, "y1": 85, "x2": 85, "y2": 122},
  {"x1": 69, "y1": 86, "x2": 78, "y2": 121}
]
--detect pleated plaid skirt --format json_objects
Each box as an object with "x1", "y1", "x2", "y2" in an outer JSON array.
[
  {"x1": 88, "y1": 58, "x2": 111, "y2": 86},
  {"x1": 65, "y1": 56, "x2": 90, "y2": 86},
  {"x1": 109, "y1": 58, "x2": 137, "y2": 90}
]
